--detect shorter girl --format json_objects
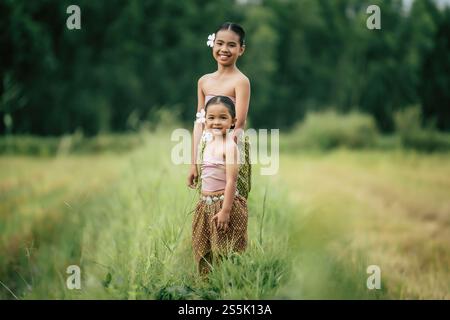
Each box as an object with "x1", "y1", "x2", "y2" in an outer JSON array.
[{"x1": 191, "y1": 96, "x2": 248, "y2": 275}]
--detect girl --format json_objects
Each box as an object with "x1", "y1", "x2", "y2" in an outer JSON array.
[
  {"x1": 187, "y1": 22, "x2": 251, "y2": 200},
  {"x1": 191, "y1": 96, "x2": 248, "y2": 275}
]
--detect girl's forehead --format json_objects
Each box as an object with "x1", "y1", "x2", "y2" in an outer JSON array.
[
  {"x1": 207, "y1": 103, "x2": 230, "y2": 113},
  {"x1": 215, "y1": 29, "x2": 240, "y2": 43}
]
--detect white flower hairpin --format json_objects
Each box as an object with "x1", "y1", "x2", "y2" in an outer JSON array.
[
  {"x1": 206, "y1": 33, "x2": 215, "y2": 47},
  {"x1": 195, "y1": 108, "x2": 206, "y2": 124}
]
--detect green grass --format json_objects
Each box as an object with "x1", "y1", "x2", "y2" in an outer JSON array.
[
  {"x1": 279, "y1": 149, "x2": 450, "y2": 299},
  {"x1": 1, "y1": 131, "x2": 449, "y2": 299}
]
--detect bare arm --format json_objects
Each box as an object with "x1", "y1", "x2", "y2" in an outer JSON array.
[
  {"x1": 187, "y1": 77, "x2": 206, "y2": 188},
  {"x1": 234, "y1": 77, "x2": 250, "y2": 132},
  {"x1": 221, "y1": 140, "x2": 239, "y2": 215},
  {"x1": 211, "y1": 139, "x2": 239, "y2": 232},
  {"x1": 191, "y1": 77, "x2": 205, "y2": 166}
]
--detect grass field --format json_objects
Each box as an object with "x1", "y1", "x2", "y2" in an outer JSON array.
[{"x1": 1, "y1": 131, "x2": 449, "y2": 299}]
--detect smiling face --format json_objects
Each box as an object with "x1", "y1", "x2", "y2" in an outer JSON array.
[
  {"x1": 212, "y1": 29, "x2": 245, "y2": 66},
  {"x1": 205, "y1": 103, "x2": 236, "y2": 136}
]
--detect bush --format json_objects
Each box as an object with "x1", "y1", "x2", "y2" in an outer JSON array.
[
  {"x1": 394, "y1": 106, "x2": 450, "y2": 152},
  {"x1": 284, "y1": 110, "x2": 379, "y2": 151},
  {"x1": 0, "y1": 135, "x2": 60, "y2": 156}
]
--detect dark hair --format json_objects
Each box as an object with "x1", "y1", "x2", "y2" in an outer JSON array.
[
  {"x1": 205, "y1": 96, "x2": 236, "y2": 127},
  {"x1": 215, "y1": 22, "x2": 246, "y2": 46}
]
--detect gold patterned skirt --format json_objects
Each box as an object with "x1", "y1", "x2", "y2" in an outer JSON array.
[{"x1": 192, "y1": 191, "x2": 248, "y2": 275}]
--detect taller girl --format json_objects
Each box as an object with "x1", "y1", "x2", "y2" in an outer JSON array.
[{"x1": 188, "y1": 22, "x2": 251, "y2": 199}]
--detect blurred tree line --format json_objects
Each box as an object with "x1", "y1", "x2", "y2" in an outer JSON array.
[{"x1": 0, "y1": 0, "x2": 449, "y2": 136}]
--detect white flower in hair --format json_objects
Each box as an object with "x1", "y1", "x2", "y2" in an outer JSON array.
[
  {"x1": 202, "y1": 131, "x2": 213, "y2": 142},
  {"x1": 195, "y1": 108, "x2": 206, "y2": 124},
  {"x1": 206, "y1": 33, "x2": 215, "y2": 47}
]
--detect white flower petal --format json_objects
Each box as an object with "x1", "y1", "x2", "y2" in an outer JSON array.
[
  {"x1": 202, "y1": 131, "x2": 213, "y2": 142},
  {"x1": 196, "y1": 109, "x2": 206, "y2": 123},
  {"x1": 206, "y1": 34, "x2": 215, "y2": 47}
]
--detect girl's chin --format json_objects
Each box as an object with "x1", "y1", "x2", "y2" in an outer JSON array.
[
  {"x1": 215, "y1": 57, "x2": 234, "y2": 65},
  {"x1": 211, "y1": 129, "x2": 224, "y2": 135}
]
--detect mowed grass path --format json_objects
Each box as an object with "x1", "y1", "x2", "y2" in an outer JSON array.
[{"x1": 1, "y1": 132, "x2": 449, "y2": 299}]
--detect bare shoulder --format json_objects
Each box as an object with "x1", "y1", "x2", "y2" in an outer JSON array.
[
  {"x1": 198, "y1": 73, "x2": 216, "y2": 92},
  {"x1": 198, "y1": 73, "x2": 209, "y2": 85},
  {"x1": 235, "y1": 70, "x2": 250, "y2": 86},
  {"x1": 201, "y1": 73, "x2": 218, "y2": 84},
  {"x1": 233, "y1": 73, "x2": 250, "y2": 94}
]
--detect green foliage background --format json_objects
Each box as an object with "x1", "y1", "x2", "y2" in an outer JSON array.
[{"x1": 1, "y1": 0, "x2": 449, "y2": 135}]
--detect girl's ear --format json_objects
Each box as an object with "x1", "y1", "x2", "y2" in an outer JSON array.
[
  {"x1": 231, "y1": 117, "x2": 237, "y2": 129},
  {"x1": 239, "y1": 45, "x2": 245, "y2": 56}
]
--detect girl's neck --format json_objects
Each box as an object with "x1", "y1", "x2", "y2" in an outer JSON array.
[
  {"x1": 216, "y1": 63, "x2": 238, "y2": 75},
  {"x1": 208, "y1": 131, "x2": 231, "y2": 143},
  {"x1": 211, "y1": 134, "x2": 228, "y2": 141}
]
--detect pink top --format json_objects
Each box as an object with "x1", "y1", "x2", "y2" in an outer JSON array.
[
  {"x1": 200, "y1": 94, "x2": 235, "y2": 192},
  {"x1": 201, "y1": 149, "x2": 226, "y2": 192}
]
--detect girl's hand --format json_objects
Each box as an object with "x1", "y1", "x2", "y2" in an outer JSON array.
[
  {"x1": 211, "y1": 210, "x2": 230, "y2": 233},
  {"x1": 231, "y1": 128, "x2": 243, "y2": 144},
  {"x1": 232, "y1": 131, "x2": 238, "y2": 144},
  {"x1": 187, "y1": 165, "x2": 198, "y2": 189}
]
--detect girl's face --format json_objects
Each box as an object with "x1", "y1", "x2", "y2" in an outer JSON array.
[
  {"x1": 205, "y1": 103, "x2": 236, "y2": 136},
  {"x1": 213, "y1": 29, "x2": 245, "y2": 66}
]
